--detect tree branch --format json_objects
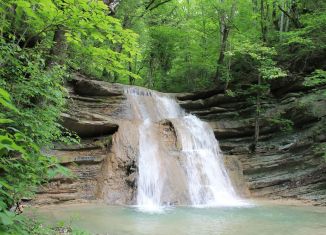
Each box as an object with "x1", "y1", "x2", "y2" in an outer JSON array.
[
  {"x1": 278, "y1": 5, "x2": 302, "y2": 28},
  {"x1": 145, "y1": 0, "x2": 157, "y2": 10},
  {"x1": 278, "y1": 5, "x2": 291, "y2": 20},
  {"x1": 139, "y1": 0, "x2": 173, "y2": 18},
  {"x1": 148, "y1": 0, "x2": 173, "y2": 11}
]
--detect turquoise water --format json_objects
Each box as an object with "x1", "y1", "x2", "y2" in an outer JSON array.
[{"x1": 34, "y1": 203, "x2": 326, "y2": 235}]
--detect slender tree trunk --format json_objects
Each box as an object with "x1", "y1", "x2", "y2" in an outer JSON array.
[
  {"x1": 224, "y1": 41, "x2": 232, "y2": 91},
  {"x1": 201, "y1": 5, "x2": 208, "y2": 81},
  {"x1": 253, "y1": 75, "x2": 261, "y2": 152},
  {"x1": 147, "y1": 53, "x2": 154, "y2": 88},
  {"x1": 290, "y1": 1, "x2": 301, "y2": 28},
  {"x1": 285, "y1": 0, "x2": 290, "y2": 32},
  {"x1": 200, "y1": 2, "x2": 208, "y2": 59},
  {"x1": 278, "y1": 0, "x2": 301, "y2": 29},
  {"x1": 113, "y1": 72, "x2": 119, "y2": 82},
  {"x1": 46, "y1": 27, "x2": 66, "y2": 68},
  {"x1": 185, "y1": 0, "x2": 192, "y2": 87},
  {"x1": 272, "y1": 1, "x2": 279, "y2": 30},
  {"x1": 214, "y1": 1, "x2": 236, "y2": 83},
  {"x1": 280, "y1": 0, "x2": 284, "y2": 33},
  {"x1": 260, "y1": 0, "x2": 268, "y2": 42},
  {"x1": 128, "y1": 52, "x2": 135, "y2": 85},
  {"x1": 214, "y1": 26, "x2": 229, "y2": 81}
]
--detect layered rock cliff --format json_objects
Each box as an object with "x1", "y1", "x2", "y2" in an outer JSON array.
[
  {"x1": 34, "y1": 74, "x2": 326, "y2": 206},
  {"x1": 177, "y1": 79, "x2": 326, "y2": 206},
  {"x1": 35, "y1": 76, "x2": 134, "y2": 205}
]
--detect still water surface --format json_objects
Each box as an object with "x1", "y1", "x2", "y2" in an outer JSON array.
[{"x1": 33, "y1": 203, "x2": 326, "y2": 235}]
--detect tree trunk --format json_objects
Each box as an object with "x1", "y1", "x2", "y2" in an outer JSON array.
[
  {"x1": 272, "y1": 1, "x2": 279, "y2": 30},
  {"x1": 147, "y1": 53, "x2": 154, "y2": 88},
  {"x1": 214, "y1": 1, "x2": 236, "y2": 83},
  {"x1": 46, "y1": 27, "x2": 66, "y2": 68},
  {"x1": 278, "y1": 1, "x2": 301, "y2": 29},
  {"x1": 280, "y1": 0, "x2": 285, "y2": 33},
  {"x1": 103, "y1": 0, "x2": 121, "y2": 15},
  {"x1": 214, "y1": 26, "x2": 229, "y2": 81},
  {"x1": 285, "y1": 0, "x2": 291, "y2": 32},
  {"x1": 253, "y1": 75, "x2": 261, "y2": 152},
  {"x1": 260, "y1": 0, "x2": 268, "y2": 42},
  {"x1": 128, "y1": 52, "x2": 134, "y2": 85}
]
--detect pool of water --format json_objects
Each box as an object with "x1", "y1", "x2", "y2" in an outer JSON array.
[{"x1": 32, "y1": 203, "x2": 326, "y2": 235}]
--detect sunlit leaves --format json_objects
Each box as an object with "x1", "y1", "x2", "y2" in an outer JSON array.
[
  {"x1": 0, "y1": 88, "x2": 73, "y2": 233},
  {"x1": 1, "y1": 0, "x2": 140, "y2": 81},
  {"x1": 0, "y1": 88, "x2": 18, "y2": 113},
  {"x1": 228, "y1": 39, "x2": 286, "y2": 80}
]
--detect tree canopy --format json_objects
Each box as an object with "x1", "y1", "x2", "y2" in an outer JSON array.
[{"x1": 0, "y1": 0, "x2": 325, "y2": 233}]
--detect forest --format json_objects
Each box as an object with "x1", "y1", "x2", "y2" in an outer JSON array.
[{"x1": 0, "y1": 0, "x2": 325, "y2": 234}]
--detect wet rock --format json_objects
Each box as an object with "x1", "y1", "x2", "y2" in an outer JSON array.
[
  {"x1": 224, "y1": 155, "x2": 250, "y2": 197},
  {"x1": 178, "y1": 84, "x2": 326, "y2": 205},
  {"x1": 33, "y1": 75, "x2": 326, "y2": 206},
  {"x1": 126, "y1": 172, "x2": 136, "y2": 187},
  {"x1": 33, "y1": 77, "x2": 130, "y2": 205}
]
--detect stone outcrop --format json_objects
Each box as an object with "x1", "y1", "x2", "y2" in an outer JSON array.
[
  {"x1": 34, "y1": 74, "x2": 133, "y2": 205},
  {"x1": 176, "y1": 80, "x2": 326, "y2": 206},
  {"x1": 36, "y1": 74, "x2": 246, "y2": 206},
  {"x1": 34, "y1": 73, "x2": 326, "y2": 206}
]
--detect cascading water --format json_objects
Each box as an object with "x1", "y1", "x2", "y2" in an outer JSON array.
[
  {"x1": 173, "y1": 115, "x2": 243, "y2": 207},
  {"x1": 123, "y1": 87, "x2": 246, "y2": 212},
  {"x1": 136, "y1": 119, "x2": 163, "y2": 211}
]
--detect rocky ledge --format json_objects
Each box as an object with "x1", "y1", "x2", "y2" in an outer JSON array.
[
  {"x1": 34, "y1": 74, "x2": 326, "y2": 206},
  {"x1": 176, "y1": 79, "x2": 326, "y2": 206},
  {"x1": 35, "y1": 74, "x2": 135, "y2": 205},
  {"x1": 35, "y1": 74, "x2": 248, "y2": 205}
]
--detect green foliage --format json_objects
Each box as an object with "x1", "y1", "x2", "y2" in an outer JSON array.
[
  {"x1": 1, "y1": 1, "x2": 144, "y2": 233},
  {"x1": 0, "y1": 0, "x2": 324, "y2": 231},
  {"x1": 116, "y1": 0, "x2": 219, "y2": 91},
  {"x1": 304, "y1": 70, "x2": 326, "y2": 87},
  {"x1": 1, "y1": 0, "x2": 140, "y2": 81},
  {"x1": 276, "y1": 2, "x2": 326, "y2": 73},
  {"x1": 267, "y1": 116, "x2": 294, "y2": 132},
  {"x1": 0, "y1": 212, "x2": 91, "y2": 234},
  {"x1": 62, "y1": 1, "x2": 141, "y2": 81},
  {"x1": 0, "y1": 40, "x2": 73, "y2": 147},
  {"x1": 0, "y1": 0, "x2": 141, "y2": 232},
  {"x1": 0, "y1": 88, "x2": 69, "y2": 234},
  {"x1": 228, "y1": 40, "x2": 287, "y2": 81}
]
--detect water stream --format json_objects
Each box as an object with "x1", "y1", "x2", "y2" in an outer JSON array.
[{"x1": 123, "y1": 88, "x2": 246, "y2": 212}]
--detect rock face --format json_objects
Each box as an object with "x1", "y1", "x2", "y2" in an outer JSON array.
[
  {"x1": 34, "y1": 74, "x2": 326, "y2": 206},
  {"x1": 176, "y1": 80, "x2": 326, "y2": 206},
  {"x1": 35, "y1": 74, "x2": 134, "y2": 205}
]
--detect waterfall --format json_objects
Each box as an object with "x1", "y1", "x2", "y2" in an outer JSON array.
[{"x1": 123, "y1": 87, "x2": 246, "y2": 212}]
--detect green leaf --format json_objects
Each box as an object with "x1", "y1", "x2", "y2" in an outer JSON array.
[
  {"x1": 0, "y1": 180, "x2": 13, "y2": 191},
  {"x1": 0, "y1": 211, "x2": 14, "y2": 226},
  {"x1": 0, "y1": 119, "x2": 13, "y2": 124}
]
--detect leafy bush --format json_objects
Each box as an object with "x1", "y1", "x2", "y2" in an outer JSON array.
[{"x1": 0, "y1": 87, "x2": 68, "y2": 234}]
